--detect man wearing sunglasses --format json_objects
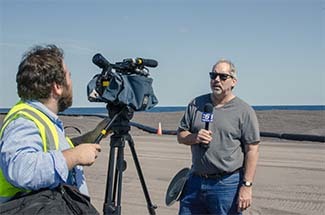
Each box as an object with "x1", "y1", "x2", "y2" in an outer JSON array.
[{"x1": 177, "y1": 59, "x2": 260, "y2": 215}]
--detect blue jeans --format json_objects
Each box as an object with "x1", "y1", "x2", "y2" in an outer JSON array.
[{"x1": 179, "y1": 172, "x2": 242, "y2": 215}]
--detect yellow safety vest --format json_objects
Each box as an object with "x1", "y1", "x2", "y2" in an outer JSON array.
[{"x1": 0, "y1": 101, "x2": 74, "y2": 198}]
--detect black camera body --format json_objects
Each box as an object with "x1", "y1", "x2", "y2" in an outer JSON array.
[{"x1": 87, "y1": 54, "x2": 158, "y2": 111}]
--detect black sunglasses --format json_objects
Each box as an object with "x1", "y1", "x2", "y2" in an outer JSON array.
[{"x1": 209, "y1": 72, "x2": 233, "y2": 81}]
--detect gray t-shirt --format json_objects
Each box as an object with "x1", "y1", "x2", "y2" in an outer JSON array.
[{"x1": 178, "y1": 94, "x2": 260, "y2": 174}]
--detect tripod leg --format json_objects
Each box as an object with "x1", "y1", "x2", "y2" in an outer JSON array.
[
  {"x1": 127, "y1": 135, "x2": 157, "y2": 215},
  {"x1": 104, "y1": 143, "x2": 117, "y2": 214},
  {"x1": 113, "y1": 157, "x2": 127, "y2": 208},
  {"x1": 114, "y1": 144, "x2": 125, "y2": 214},
  {"x1": 112, "y1": 161, "x2": 118, "y2": 206},
  {"x1": 104, "y1": 135, "x2": 127, "y2": 215}
]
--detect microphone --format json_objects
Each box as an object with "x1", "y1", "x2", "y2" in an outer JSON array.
[
  {"x1": 123, "y1": 58, "x2": 158, "y2": 68},
  {"x1": 92, "y1": 53, "x2": 110, "y2": 69},
  {"x1": 200, "y1": 103, "x2": 214, "y2": 148}
]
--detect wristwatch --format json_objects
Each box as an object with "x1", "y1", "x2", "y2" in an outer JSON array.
[{"x1": 242, "y1": 181, "x2": 253, "y2": 187}]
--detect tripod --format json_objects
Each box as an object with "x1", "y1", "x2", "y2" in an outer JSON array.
[{"x1": 95, "y1": 105, "x2": 157, "y2": 215}]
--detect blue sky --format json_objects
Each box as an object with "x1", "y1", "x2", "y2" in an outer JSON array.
[{"x1": 0, "y1": 0, "x2": 324, "y2": 108}]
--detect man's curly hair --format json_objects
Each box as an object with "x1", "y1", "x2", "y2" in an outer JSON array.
[{"x1": 16, "y1": 44, "x2": 66, "y2": 100}]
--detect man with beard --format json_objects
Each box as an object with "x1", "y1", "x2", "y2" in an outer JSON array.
[
  {"x1": 0, "y1": 45, "x2": 104, "y2": 204},
  {"x1": 177, "y1": 59, "x2": 260, "y2": 215}
]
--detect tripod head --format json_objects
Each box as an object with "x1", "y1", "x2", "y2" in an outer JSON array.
[
  {"x1": 94, "y1": 104, "x2": 135, "y2": 144},
  {"x1": 106, "y1": 104, "x2": 134, "y2": 135}
]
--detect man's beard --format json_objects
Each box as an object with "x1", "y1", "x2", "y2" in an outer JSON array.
[
  {"x1": 213, "y1": 88, "x2": 223, "y2": 95},
  {"x1": 58, "y1": 86, "x2": 72, "y2": 112}
]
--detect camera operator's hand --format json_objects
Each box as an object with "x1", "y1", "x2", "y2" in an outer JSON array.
[{"x1": 63, "y1": 144, "x2": 101, "y2": 170}]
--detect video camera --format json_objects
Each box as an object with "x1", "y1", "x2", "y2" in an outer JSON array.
[{"x1": 87, "y1": 53, "x2": 159, "y2": 111}]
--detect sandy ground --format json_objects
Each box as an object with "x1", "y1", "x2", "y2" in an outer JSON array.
[
  {"x1": 58, "y1": 110, "x2": 324, "y2": 215},
  {"x1": 0, "y1": 110, "x2": 324, "y2": 214},
  {"x1": 81, "y1": 135, "x2": 325, "y2": 215}
]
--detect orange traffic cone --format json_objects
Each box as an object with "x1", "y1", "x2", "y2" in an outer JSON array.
[{"x1": 157, "y1": 122, "x2": 162, "y2": 135}]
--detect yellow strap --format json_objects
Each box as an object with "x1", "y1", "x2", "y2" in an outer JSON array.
[
  {"x1": 0, "y1": 117, "x2": 15, "y2": 138},
  {"x1": 66, "y1": 137, "x2": 75, "y2": 148},
  {"x1": 3, "y1": 101, "x2": 24, "y2": 122},
  {"x1": 5, "y1": 102, "x2": 59, "y2": 150},
  {"x1": 1, "y1": 112, "x2": 48, "y2": 152}
]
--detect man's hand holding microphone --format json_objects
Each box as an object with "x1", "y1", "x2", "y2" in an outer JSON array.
[{"x1": 198, "y1": 103, "x2": 214, "y2": 148}]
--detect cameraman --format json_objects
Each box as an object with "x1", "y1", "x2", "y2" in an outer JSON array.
[{"x1": 0, "y1": 44, "x2": 106, "y2": 204}]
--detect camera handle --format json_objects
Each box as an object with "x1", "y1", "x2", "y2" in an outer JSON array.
[{"x1": 94, "y1": 109, "x2": 123, "y2": 144}]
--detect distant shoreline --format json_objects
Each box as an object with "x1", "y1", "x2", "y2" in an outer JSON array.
[{"x1": 1, "y1": 105, "x2": 324, "y2": 115}]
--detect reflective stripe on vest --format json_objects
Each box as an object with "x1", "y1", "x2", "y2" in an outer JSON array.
[
  {"x1": 2, "y1": 101, "x2": 59, "y2": 151},
  {"x1": 0, "y1": 101, "x2": 74, "y2": 198}
]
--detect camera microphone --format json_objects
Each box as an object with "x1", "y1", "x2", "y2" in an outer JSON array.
[
  {"x1": 92, "y1": 53, "x2": 110, "y2": 69},
  {"x1": 123, "y1": 58, "x2": 158, "y2": 68},
  {"x1": 200, "y1": 103, "x2": 214, "y2": 149}
]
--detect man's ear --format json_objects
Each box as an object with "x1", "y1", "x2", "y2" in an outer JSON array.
[
  {"x1": 52, "y1": 82, "x2": 63, "y2": 97},
  {"x1": 231, "y1": 78, "x2": 237, "y2": 88}
]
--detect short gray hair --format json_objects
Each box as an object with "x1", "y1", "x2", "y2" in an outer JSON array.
[{"x1": 212, "y1": 58, "x2": 237, "y2": 79}]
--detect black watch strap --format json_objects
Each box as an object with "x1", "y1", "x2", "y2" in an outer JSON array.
[{"x1": 242, "y1": 181, "x2": 253, "y2": 187}]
